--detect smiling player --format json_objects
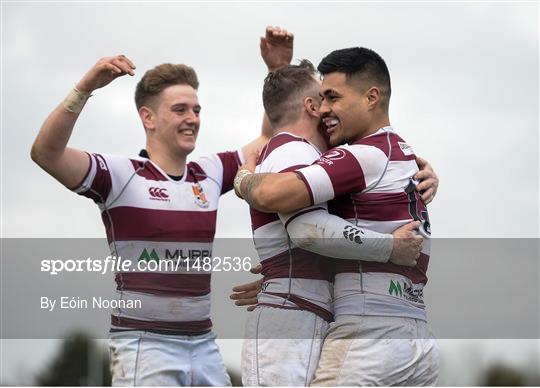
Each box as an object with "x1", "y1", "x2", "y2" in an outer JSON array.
[{"x1": 31, "y1": 55, "x2": 271, "y2": 386}]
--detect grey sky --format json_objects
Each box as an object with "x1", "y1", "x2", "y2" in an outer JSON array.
[{"x1": 1, "y1": 1, "x2": 538, "y2": 385}]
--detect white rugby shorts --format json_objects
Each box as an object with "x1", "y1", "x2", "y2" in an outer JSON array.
[
  {"x1": 242, "y1": 305, "x2": 329, "y2": 386},
  {"x1": 109, "y1": 330, "x2": 231, "y2": 386},
  {"x1": 311, "y1": 315, "x2": 440, "y2": 386}
]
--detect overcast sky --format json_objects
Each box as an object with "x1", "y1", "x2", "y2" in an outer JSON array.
[{"x1": 1, "y1": 1, "x2": 539, "y2": 385}]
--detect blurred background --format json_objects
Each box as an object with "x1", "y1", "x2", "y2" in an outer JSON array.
[{"x1": 1, "y1": 1, "x2": 538, "y2": 385}]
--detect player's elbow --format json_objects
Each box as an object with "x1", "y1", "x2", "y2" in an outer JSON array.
[
  {"x1": 30, "y1": 141, "x2": 46, "y2": 167},
  {"x1": 287, "y1": 220, "x2": 323, "y2": 250},
  {"x1": 31, "y1": 139, "x2": 58, "y2": 170},
  {"x1": 289, "y1": 235, "x2": 314, "y2": 250}
]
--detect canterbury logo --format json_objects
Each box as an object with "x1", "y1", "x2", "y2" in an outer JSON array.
[
  {"x1": 148, "y1": 187, "x2": 169, "y2": 200},
  {"x1": 343, "y1": 225, "x2": 364, "y2": 244}
]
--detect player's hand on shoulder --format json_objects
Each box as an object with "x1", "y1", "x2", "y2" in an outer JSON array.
[
  {"x1": 260, "y1": 26, "x2": 294, "y2": 72},
  {"x1": 389, "y1": 221, "x2": 423, "y2": 267},
  {"x1": 242, "y1": 149, "x2": 258, "y2": 173},
  {"x1": 414, "y1": 156, "x2": 439, "y2": 205},
  {"x1": 76, "y1": 55, "x2": 136, "y2": 93}
]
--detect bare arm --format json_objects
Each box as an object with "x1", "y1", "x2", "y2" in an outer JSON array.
[
  {"x1": 31, "y1": 104, "x2": 91, "y2": 189},
  {"x1": 236, "y1": 155, "x2": 440, "y2": 213},
  {"x1": 240, "y1": 26, "x2": 294, "y2": 160},
  {"x1": 31, "y1": 55, "x2": 136, "y2": 188},
  {"x1": 240, "y1": 171, "x2": 311, "y2": 213}
]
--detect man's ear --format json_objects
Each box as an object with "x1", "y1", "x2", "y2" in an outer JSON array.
[
  {"x1": 138, "y1": 106, "x2": 155, "y2": 132},
  {"x1": 365, "y1": 86, "x2": 381, "y2": 110},
  {"x1": 304, "y1": 97, "x2": 320, "y2": 118}
]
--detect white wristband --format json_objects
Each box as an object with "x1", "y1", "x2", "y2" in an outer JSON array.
[
  {"x1": 63, "y1": 87, "x2": 91, "y2": 114},
  {"x1": 234, "y1": 169, "x2": 253, "y2": 198}
]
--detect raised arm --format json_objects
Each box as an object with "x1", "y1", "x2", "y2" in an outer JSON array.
[
  {"x1": 30, "y1": 55, "x2": 135, "y2": 188},
  {"x1": 241, "y1": 26, "x2": 294, "y2": 160}
]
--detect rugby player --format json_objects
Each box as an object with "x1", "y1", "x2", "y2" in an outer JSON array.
[
  {"x1": 235, "y1": 47, "x2": 440, "y2": 386},
  {"x1": 239, "y1": 44, "x2": 429, "y2": 386},
  {"x1": 30, "y1": 54, "x2": 273, "y2": 385}
]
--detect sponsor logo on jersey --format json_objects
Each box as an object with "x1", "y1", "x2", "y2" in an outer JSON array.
[
  {"x1": 165, "y1": 249, "x2": 212, "y2": 260},
  {"x1": 319, "y1": 148, "x2": 346, "y2": 166},
  {"x1": 398, "y1": 141, "x2": 414, "y2": 156},
  {"x1": 98, "y1": 158, "x2": 107, "y2": 171},
  {"x1": 148, "y1": 187, "x2": 170, "y2": 201},
  {"x1": 388, "y1": 279, "x2": 403, "y2": 297},
  {"x1": 388, "y1": 279, "x2": 424, "y2": 303},
  {"x1": 139, "y1": 248, "x2": 160, "y2": 262},
  {"x1": 261, "y1": 282, "x2": 269, "y2": 292},
  {"x1": 192, "y1": 183, "x2": 209, "y2": 208}
]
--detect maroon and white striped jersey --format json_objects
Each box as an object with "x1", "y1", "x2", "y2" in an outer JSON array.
[
  {"x1": 296, "y1": 127, "x2": 431, "y2": 321},
  {"x1": 73, "y1": 150, "x2": 242, "y2": 333},
  {"x1": 251, "y1": 133, "x2": 334, "y2": 322}
]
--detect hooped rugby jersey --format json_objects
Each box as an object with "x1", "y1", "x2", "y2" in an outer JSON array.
[
  {"x1": 73, "y1": 149, "x2": 242, "y2": 333},
  {"x1": 251, "y1": 132, "x2": 334, "y2": 322},
  {"x1": 296, "y1": 127, "x2": 431, "y2": 321}
]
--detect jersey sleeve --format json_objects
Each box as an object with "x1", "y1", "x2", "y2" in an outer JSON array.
[
  {"x1": 194, "y1": 150, "x2": 243, "y2": 195},
  {"x1": 285, "y1": 208, "x2": 393, "y2": 262},
  {"x1": 71, "y1": 152, "x2": 113, "y2": 203},
  {"x1": 295, "y1": 144, "x2": 389, "y2": 205}
]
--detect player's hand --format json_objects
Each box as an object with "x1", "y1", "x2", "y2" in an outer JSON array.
[
  {"x1": 414, "y1": 156, "x2": 438, "y2": 205},
  {"x1": 389, "y1": 221, "x2": 423, "y2": 267},
  {"x1": 260, "y1": 26, "x2": 294, "y2": 72},
  {"x1": 230, "y1": 265, "x2": 263, "y2": 311},
  {"x1": 234, "y1": 150, "x2": 258, "y2": 199},
  {"x1": 239, "y1": 149, "x2": 258, "y2": 173},
  {"x1": 76, "y1": 55, "x2": 136, "y2": 93}
]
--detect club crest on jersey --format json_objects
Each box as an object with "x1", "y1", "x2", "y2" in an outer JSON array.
[{"x1": 192, "y1": 183, "x2": 209, "y2": 208}]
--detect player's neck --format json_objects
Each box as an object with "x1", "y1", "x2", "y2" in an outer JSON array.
[
  {"x1": 275, "y1": 118, "x2": 327, "y2": 152},
  {"x1": 362, "y1": 114, "x2": 391, "y2": 139},
  {"x1": 145, "y1": 143, "x2": 187, "y2": 176}
]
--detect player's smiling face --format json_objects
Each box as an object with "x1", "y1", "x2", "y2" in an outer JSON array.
[
  {"x1": 319, "y1": 72, "x2": 370, "y2": 146},
  {"x1": 153, "y1": 84, "x2": 201, "y2": 156}
]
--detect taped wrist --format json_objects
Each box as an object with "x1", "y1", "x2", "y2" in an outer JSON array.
[
  {"x1": 234, "y1": 169, "x2": 253, "y2": 198},
  {"x1": 63, "y1": 87, "x2": 91, "y2": 114}
]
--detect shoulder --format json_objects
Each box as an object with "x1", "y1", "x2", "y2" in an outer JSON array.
[{"x1": 260, "y1": 133, "x2": 319, "y2": 164}]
